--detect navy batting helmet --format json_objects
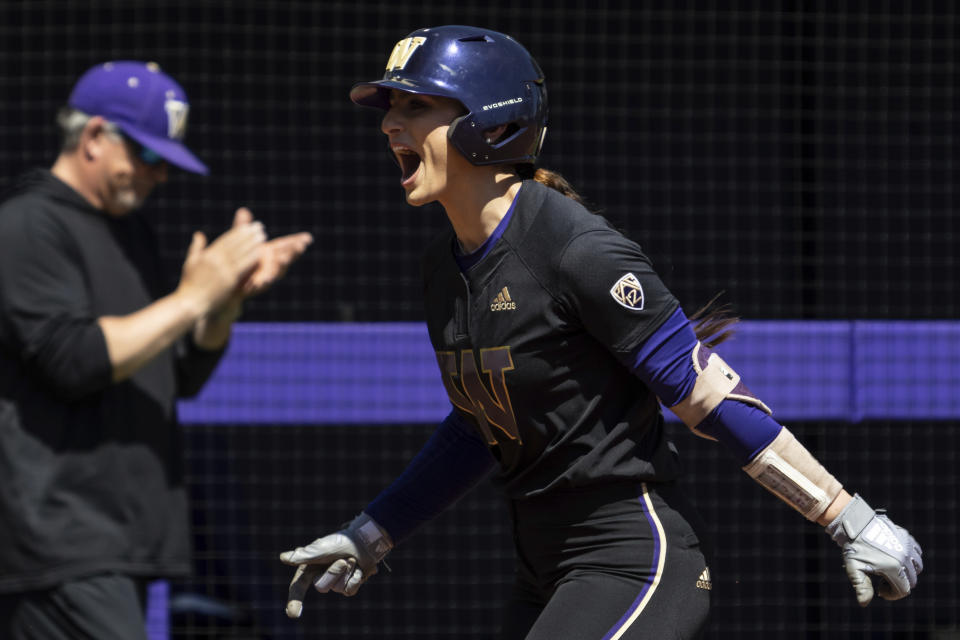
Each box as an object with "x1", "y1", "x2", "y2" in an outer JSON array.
[{"x1": 350, "y1": 25, "x2": 547, "y2": 166}]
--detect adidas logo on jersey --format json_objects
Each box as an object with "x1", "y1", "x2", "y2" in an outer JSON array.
[
  {"x1": 491, "y1": 286, "x2": 516, "y2": 311},
  {"x1": 696, "y1": 567, "x2": 712, "y2": 590}
]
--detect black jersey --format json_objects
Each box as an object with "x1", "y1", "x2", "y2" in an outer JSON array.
[{"x1": 421, "y1": 180, "x2": 682, "y2": 499}]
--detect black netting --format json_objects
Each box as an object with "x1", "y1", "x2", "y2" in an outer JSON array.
[{"x1": 1, "y1": 2, "x2": 956, "y2": 638}]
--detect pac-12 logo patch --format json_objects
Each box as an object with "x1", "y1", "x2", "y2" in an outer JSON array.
[{"x1": 610, "y1": 272, "x2": 645, "y2": 310}]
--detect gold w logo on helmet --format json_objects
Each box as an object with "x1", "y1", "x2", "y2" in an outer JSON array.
[{"x1": 385, "y1": 37, "x2": 426, "y2": 72}]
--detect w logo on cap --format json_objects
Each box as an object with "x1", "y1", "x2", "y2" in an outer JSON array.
[{"x1": 164, "y1": 99, "x2": 189, "y2": 140}]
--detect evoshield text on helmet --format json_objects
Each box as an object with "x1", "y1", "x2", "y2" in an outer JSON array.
[{"x1": 350, "y1": 25, "x2": 548, "y2": 167}]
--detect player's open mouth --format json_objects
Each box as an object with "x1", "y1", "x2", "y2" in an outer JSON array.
[{"x1": 393, "y1": 145, "x2": 422, "y2": 186}]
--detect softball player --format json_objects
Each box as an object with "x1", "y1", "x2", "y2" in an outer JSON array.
[{"x1": 281, "y1": 26, "x2": 922, "y2": 638}]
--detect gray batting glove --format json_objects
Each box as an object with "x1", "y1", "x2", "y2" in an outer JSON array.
[
  {"x1": 825, "y1": 494, "x2": 923, "y2": 607},
  {"x1": 280, "y1": 512, "x2": 394, "y2": 618}
]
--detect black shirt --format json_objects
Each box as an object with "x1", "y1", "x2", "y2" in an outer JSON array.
[
  {"x1": 0, "y1": 170, "x2": 223, "y2": 592},
  {"x1": 421, "y1": 180, "x2": 681, "y2": 499}
]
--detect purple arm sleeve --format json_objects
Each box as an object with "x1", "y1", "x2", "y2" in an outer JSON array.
[
  {"x1": 697, "y1": 400, "x2": 783, "y2": 464},
  {"x1": 364, "y1": 410, "x2": 496, "y2": 544},
  {"x1": 629, "y1": 306, "x2": 699, "y2": 407},
  {"x1": 628, "y1": 306, "x2": 781, "y2": 464}
]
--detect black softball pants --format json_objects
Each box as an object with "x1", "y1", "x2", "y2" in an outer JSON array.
[{"x1": 500, "y1": 481, "x2": 712, "y2": 640}]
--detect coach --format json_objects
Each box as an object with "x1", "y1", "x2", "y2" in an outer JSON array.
[{"x1": 0, "y1": 61, "x2": 310, "y2": 639}]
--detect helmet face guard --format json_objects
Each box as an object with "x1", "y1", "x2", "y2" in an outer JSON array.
[{"x1": 350, "y1": 25, "x2": 548, "y2": 166}]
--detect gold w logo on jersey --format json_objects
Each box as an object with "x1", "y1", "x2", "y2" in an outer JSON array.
[
  {"x1": 435, "y1": 347, "x2": 520, "y2": 447},
  {"x1": 385, "y1": 37, "x2": 426, "y2": 72},
  {"x1": 610, "y1": 272, "x2": 645, "y2": 311}
]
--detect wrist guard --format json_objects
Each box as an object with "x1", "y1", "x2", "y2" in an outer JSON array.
[{"x1": 743, "y1": 427, "x2": 843, "y2": 521}]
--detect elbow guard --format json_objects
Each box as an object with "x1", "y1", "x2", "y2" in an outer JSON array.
[
  {"x1": 668, "y1": 341, "x2": 771, "y2": 438},
  {"x1": 667, "y1": 342, "x2": 842, "y2": 520}
]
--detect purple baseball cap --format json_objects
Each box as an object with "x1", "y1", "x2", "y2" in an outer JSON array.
[{"x1": 68, "y1": 61, "x2": 209, "y2": 175}]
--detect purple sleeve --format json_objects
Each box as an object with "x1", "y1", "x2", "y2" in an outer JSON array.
[
  {"x1": 365, "y1": 410, "x2": 496, "y2": 543},
  {"x1": 628, "y1": 306, "x2": 781, "y2": 464},
  {"x1": 697, "y1": 400, "x2": 783, "y2": 464},
  {"x1": 629, "y1": 306, "x2": 699, "y2": 407}
]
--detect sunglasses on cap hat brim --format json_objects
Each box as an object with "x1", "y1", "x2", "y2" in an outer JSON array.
[{"x1": 118, "y1": 131, "x2": 165, "y2": 166}]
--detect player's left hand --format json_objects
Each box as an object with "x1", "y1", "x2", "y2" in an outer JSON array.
[
  {"x1": 231, "y1": 207, "x2": 313, "y2": 298},
  {"x1": 825, "y1": 494, "x2": 923, "y2": 606}
]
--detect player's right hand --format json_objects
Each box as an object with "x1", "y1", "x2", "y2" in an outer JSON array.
[
  {"x1": 825, "y1": 494, "x2": 923, "y2": 606},
  {"x1": 280, "y1": 513, "x2": 394, "y2": 618},
  {"x1": 177, "y1": 218, "x2": 266, "y2": 313}
]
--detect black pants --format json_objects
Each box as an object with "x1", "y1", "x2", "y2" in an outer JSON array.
[
  {"x1": 0, "y1": 573, "x2": 149, "y2": 640},
  {"x1": 500, "y1": 482, "x2": 712, "y2": 640}
]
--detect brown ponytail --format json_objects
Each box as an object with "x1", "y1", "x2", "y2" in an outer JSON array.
[
  {"x1": 515, "y1": 164, "x2": 586, "y2": 206},
  {"x1": 688, "y1": 292, "x2": 739, "y2": 348}
]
